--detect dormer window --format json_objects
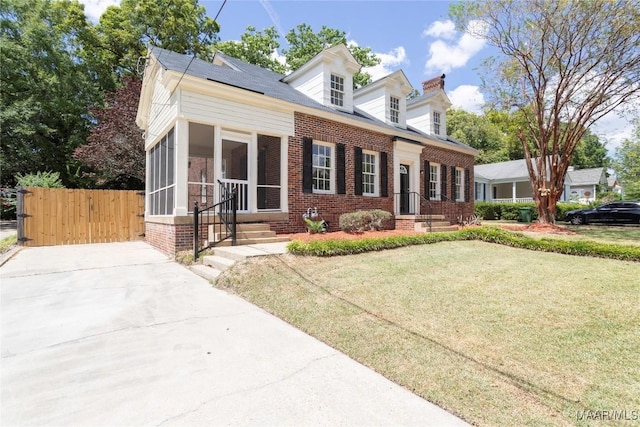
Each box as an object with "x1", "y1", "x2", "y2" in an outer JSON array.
[
  {"x1": 433, "y1": 111, "x2": 441, "y2": 135},
  {"x1": 390, "y1": 96, "x2": 400, "y2": 124},
  {"x1": 331, "y1": 74, "x2": 345, "y2": 107}
]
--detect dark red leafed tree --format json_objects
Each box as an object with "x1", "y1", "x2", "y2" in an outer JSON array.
[{"x1": 74, "y1": 77, "x2": 145, "y2": 189}]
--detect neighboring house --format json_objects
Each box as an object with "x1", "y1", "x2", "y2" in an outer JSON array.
[
  {"x1": 607, "y1": 175, "x2": 623, "y2": 195},
  {"x1": 474, "y1": 158, "x2": 573, "y2": 203},
  {"x1": 136, "y1": 44, "x2": 477, "y2": 255},
  {"x1": 566, "y1": 167, "x2": 607, "y2": 204}
]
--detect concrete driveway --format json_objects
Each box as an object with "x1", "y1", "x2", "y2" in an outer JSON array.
[{"x1": 1, "y1": 241, "x2": 468, "y2": 426}]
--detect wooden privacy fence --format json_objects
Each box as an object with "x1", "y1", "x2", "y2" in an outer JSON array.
[{"x1": 17, "y1": 187, "x2": 144, "y2": 247}]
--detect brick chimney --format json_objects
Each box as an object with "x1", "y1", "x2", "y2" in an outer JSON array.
[{"x1": 422, "y1": 74, "x2": 445, "y2": 94}]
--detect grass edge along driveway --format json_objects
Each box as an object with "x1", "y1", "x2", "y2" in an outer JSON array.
[{"x1": 217, "y1": 240, "x2": 640, "y2": 427}]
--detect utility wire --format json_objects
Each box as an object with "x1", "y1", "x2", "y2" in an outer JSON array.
[{"x1": 172, "y1": 0, "x2": 227, "y2": 91}]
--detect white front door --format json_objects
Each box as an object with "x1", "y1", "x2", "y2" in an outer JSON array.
[{"x1": 220, "y1": 136, "x2": 249, "y2": 212}]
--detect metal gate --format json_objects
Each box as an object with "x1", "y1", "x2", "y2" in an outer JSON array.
[{"x1": 17, "y1": 187, "x2": 144, "y2": 247}]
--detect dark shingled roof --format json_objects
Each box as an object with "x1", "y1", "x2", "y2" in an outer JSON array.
[{"x1": 149, "y1": 47, "x2": 475, "y2": 154}]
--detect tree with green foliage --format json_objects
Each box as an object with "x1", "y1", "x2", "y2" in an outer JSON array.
[
  {"x1": 451, "y1": 0, "x2": 640, "y2": 223},
  {"x1": 215, "y1": 26, "x2": 285, "y2": 74},
  {"x1": 571, "y1": 129, "x2": 609, "y2": 170},
  {"x1": 92, "y1": 0, "x2": 219, "y2": 83},
  {"x1": 1, "y1": 0, "x2": 220, "y2": 189},
  {"x1": 0, "y1": 0, "x2": 101, "y2": 187},
  {"x1": 446, "y1": 109, "x2": 508, "y2": 164},
  {"x1": 614, "y1": 122, "x2": 640, "y2": 200},
  {"x1": 283, "y1": 24, "x2": 380, "y2": 87}
]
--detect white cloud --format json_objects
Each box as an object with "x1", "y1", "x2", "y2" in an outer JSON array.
[
  {"x1": 78, "y1": 0, "x2": 119, "y2": 21},
  {"x1": 447, "y1": 85, "x2": 485, "y2": 114},
  {"x1": 362, "y1": 46, "x2": 409, "y2": 82},
  {"x1": 423, "y1": 19, "x2": 487, "y2": 74},
  {"x1": 590, "y1": 107, "x2": 638, "y2": 156},
  {"x1": 423, "y1": 20, "x2": 457, "y2": 40}
]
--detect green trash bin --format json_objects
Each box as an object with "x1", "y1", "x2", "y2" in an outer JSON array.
[{"x1": 518, "y1": 207, "x2": 533, "y2": 223}]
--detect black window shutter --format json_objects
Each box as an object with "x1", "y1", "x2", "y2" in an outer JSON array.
[
  {"x1": 441, "y1": 163, "x2": 447, "y2": 200},
  {"x1": 302, "y1": 137, "x2": 313, "y2": 193},
  {"x1": 465, "y1": 168, "x2": 470, "y2": 202},
  {"x1": 450, "y1": 165, "x2": 456, "y2": 201},
  {"x1": 424, "y1": 160, "x2": 430, "y2": 200},
  {"x1": 354, "y1": 147, "x2": 363, "y2": 196},
  {"x1": 337, "y1": 143, "x2": 346, "y2": 195},
  {"x1": 380, "y1": 152, "x2": 388, "y2": 197}
]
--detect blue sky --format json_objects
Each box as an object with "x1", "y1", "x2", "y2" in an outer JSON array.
[{"x1": 80, "y1": 0, "x2": 635, "y2": 155}]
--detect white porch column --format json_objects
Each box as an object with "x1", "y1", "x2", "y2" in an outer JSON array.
[
  {"x1": 214, "y1": 126, "x2": 222, "y2": 202},
  {"x1": 249, "y1": 132, "x2": 258, "y2": 213},
  {"x1": 512, "y1": 181, "x2": 517, "y2": 202},
  {"x1": 174, "y1": 118, "x2": 189, "y2": 216}
]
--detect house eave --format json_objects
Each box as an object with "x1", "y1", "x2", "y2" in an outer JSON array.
[{"x1": 169, "y1": 73, "x2": 477, "y2": 156}]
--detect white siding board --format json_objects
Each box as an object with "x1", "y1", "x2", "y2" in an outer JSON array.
[
  {"x1": 181, "y1": 90, "x2": 294, "y2": 136},
  {"x1": 146, "y1": 78, "x2": 178, "y2": 149},
  {"x1": 355, "y1": 89, "x2": 386, "y2": 122},
  {"x1": 290, "y1": 71, "x2": 324, "y2": 105},
  {"x1": 407, "y1": 104, "x2": 432, "y2": 135}
]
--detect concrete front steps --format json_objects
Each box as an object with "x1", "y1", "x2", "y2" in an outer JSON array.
[
  {"x1": 208, "y1": 222, "x2": 290, "y2": 246},
  {"x1": 411, "y1": 215, "x2": 459, "y2": 233},
  {"x1": 190, "y1": 241, "x2": 289, "y2": 283}
]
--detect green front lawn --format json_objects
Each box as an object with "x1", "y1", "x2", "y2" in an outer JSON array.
[{"x1": 217, "y1": 240, "x2": 640, "y2": 426}]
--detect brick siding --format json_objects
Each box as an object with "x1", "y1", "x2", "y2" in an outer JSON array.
[{"x1": 147, "y1": 112, "x2": 476, "y2": 250}]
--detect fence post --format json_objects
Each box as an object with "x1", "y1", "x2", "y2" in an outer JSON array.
[
  {"x1": 193, "y1": 201, "x2": 199, "y2": 260},
  {"x1": 16, "y1": 186, "x2": 24, "y2": 246}
]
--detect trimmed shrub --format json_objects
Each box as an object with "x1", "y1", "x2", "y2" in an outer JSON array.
[
  {"x1": 287, "y1": 226, "x2": 640, "y2": 261},
  {"x1": 339, "y1": 209, "x2": 392, "y2": 233},
  {"x1": 556, "y1": 202, "x2": 584, "y2": 222},
  {"x1": 474, "y1": 201, "x2": 502, "y2": 220},
  {"x1": 475, "y1": 201, "x2": 593, "y2": 223}
]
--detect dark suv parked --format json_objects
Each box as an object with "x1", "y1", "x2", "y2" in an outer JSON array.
[{"x1": 565, "y1": 201, "x2": 640, "y2": 225}]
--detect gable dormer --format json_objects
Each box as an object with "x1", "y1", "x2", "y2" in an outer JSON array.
[
  {"x1": 353, "y1": 70, "x2": 413, "y2": 128},
  {"x1": 406, "y1": 74, "x2": 452, "y2": 138},
  {"x1": 283, "y1": 44, "x2": 361, "y2": 113}
]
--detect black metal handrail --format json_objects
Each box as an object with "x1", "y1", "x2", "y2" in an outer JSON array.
[
  {"x1": 394, "y1": 192, "x2": 466, "y2": 232},
  {"x1": 394, "y1": 191, "x2": 434, "y2": 232},
  {"x1": 193, "y1": 181, "x2": 237, "y2": 260},
  {"x1": 394, "y1": 191, "x2": 420, "y2": 215}
]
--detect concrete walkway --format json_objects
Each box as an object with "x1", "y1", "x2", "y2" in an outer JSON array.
[{"x1": 1, "y1": 241, "x2": 468, "y2": 426}]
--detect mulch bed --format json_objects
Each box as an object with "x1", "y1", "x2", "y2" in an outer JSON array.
[
  {"x1": 500, "y1": 223, "x2": 576, "y2": 234},
  {"x1": 282, "y1": 222, "x2": 576, "y2": 242},
  {"x1": 282, "y1": 229, "x2": 425, "y2": 242}
]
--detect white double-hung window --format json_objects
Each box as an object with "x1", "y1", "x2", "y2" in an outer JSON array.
[
  {"x1": 455, "y1": 167, "x2": 464, "y2": 201},
  {"x1": 362, "y1": 150, "x2": 378, "y2": 196},
  {"x1": 312, "y1": 141, "x2": 334, "y2": 193},
  {"x1": 389, "y1": 96, "x2": 399, "y2": 124},
  {"x1": 429, "y1": 163, "x2": 440, "y2": 200},
  {"x1": 433, "y1": 111, "x2": 441, "y2": 135},
  {"x1": 330, "y1": 74, "x2": 344, "y2": 107}
]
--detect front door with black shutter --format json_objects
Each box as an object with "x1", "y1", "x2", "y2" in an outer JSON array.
[{"x1": 400, "y1": 164, "x2": 410, "y2": 214}]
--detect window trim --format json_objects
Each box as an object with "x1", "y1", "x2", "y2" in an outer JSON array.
[
  {"x1": 455, "y1": 167, "x2": 464, "y2": 201},
  {"x1": 433, "y1": 111, "x2": 441, "y2": 135},
  {"x1": 330, "y1": 74, "x2": 345, "y2": 107},
  {"x1": 429, "y1": 163, "x2": 441, "y2": 200},
  {"x1": 312, "y1": 141, "x2": 335, "y2": 194},
  {"x1": 362, "y1": 150, "x2": 379, "y2": 197},
  {"x1": 389, "y1": 96, "x2": 400, "y2": 124}
]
